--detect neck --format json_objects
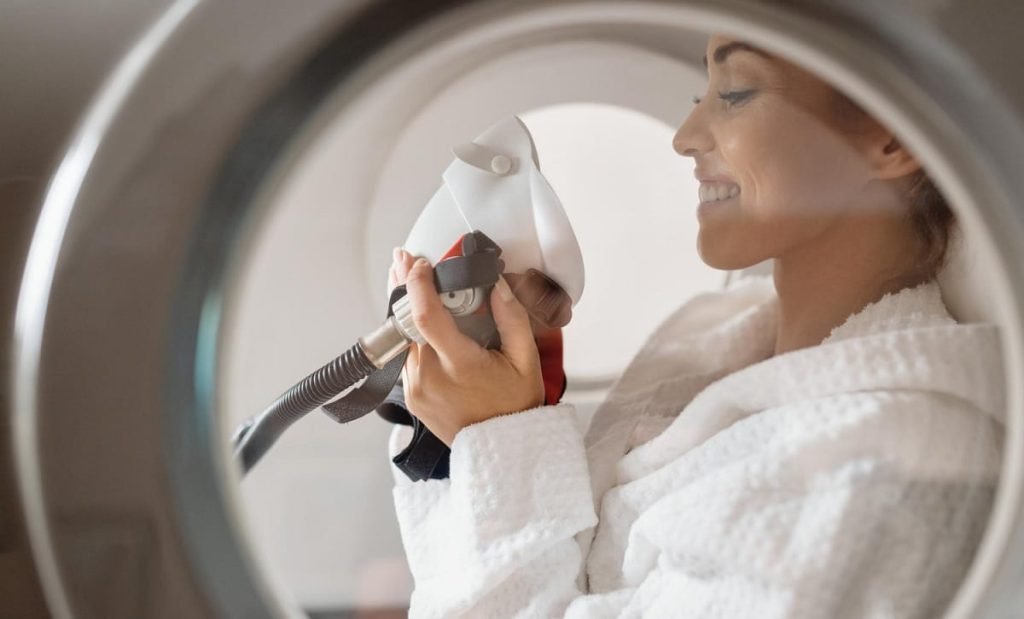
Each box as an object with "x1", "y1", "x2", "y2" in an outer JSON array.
[{"x1": 772, "y1": 210, "x2": 924, "y2": 355}]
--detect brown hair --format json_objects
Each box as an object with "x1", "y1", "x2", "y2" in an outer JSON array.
[
  {"x1": 904, "y1": 168, "x2": 956, "y2": 279},
  {"x1": 832, "y1": 91, "x2": 956, "y2": 279}
]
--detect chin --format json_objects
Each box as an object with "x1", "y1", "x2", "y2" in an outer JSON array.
[{"x1": 696, "y1": 232, "x2": 766, "y2": 271}]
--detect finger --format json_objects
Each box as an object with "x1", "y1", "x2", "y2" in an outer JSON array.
[
  {"x1": 490, "y1": 275, "x2": 541, "y2": 373},
  {"x1": 403, "y1": 342, "x2": 448, "y2": 413},
  {"x1": 529, "y1": 268, "x2": 573, "y2": 328},
  {"x1": 401, "y1": 343, "x2": 417, "y2": 406},
  {"x1": 414, "y1": 341, "x2": 442, "y2": 379},
  {"x1": 510, "y1": 269, "x2": 573, "y2": 329},
  {"x1": 394, "y1": 248, "x2": 415, "y2": 286},
  {"x1": 405, "y1": 340, "x2": 420, "y2": 371},
  {"x1": 389, "y1": 247, "x2": 405, "y2": 292},
  {"x1": 405, "y1": 258, "x2": 481, "y2": 368},
  {"x1": 402, "y1": 341, "x2": 420, "y2": 398},
  {"x1": 408, "y1": 344, "x2": 455, "y2": 419}
]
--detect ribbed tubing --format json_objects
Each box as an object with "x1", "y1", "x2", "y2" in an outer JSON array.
[{"x1": 234, "y1": 343, "x2": 377, "y2": 473}]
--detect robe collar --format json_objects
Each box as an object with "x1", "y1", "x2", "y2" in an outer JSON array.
[{"x1": 614, "y1": 278, "x2": 1004, "y2": 479}]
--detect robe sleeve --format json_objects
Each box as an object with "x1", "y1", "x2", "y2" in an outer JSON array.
[{"x1": 389, "y1": 404, "x2": 598, "y2": 618}]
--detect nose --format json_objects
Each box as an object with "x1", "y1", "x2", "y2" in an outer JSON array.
[{"x1": 672, "y1": 101, "x2": 713, "y2": 158}]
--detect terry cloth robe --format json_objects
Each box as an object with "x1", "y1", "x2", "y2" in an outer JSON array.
[{"x1": 388, "y1": 277, "x2": 1004, "y2": 619}]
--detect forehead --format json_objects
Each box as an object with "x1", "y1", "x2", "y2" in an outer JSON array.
[
  {"x1": 704, "y1": 35, "x2": 773, "y2": 69},
  {"x1": 704, "y1": 35, "x2": 840, "y2": 84},
  {"x1": 702, "y1": 35, "x2": 838, "y2": 106},
  {"x1": 703, "y1": 35, "x2": 820, "y2": 87}
]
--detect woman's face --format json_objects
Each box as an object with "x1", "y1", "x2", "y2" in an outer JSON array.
[{"x1": 674, "y1": 35, "x2": 885, "y2": 270}]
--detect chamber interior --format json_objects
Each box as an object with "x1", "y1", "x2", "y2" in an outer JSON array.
[{"x1": 218, "y1": 10, "x2": 1016, "y2": 616}]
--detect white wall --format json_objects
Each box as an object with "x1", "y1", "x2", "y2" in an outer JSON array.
[{"x1": 520, "y1": 103, "x2": 724, "y2": 385}]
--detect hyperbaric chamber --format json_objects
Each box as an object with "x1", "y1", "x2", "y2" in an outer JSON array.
[{"x1": 4, "y1": 1, "x2": 1024, "y2": 618}]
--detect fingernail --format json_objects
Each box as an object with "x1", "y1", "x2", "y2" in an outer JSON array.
[
  {"x1": 414, "y1": 258, "x2": 430, "y2": 270},
  {"x1": 392, "y1": 247, "x2": 402, "y2": 263},
  {"x1": 496, "y1": 276, "x2": 515, "y2": 301}
]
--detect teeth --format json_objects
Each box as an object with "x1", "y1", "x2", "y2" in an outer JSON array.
[{"x1": 699, "y1": 182, "x2": 740, "y2": 203}]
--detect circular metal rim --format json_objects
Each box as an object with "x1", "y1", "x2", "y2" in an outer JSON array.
[
  {"x1": 11, "y1": 3, "x2": 204, "y2": 616},
  {"x1": 13, "y1": 0, "x2": 1024, "y2": 617}
]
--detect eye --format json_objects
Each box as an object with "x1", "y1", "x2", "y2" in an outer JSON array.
[
  {"x1": 691, "y1": 95, "x2": 703, "y2": 106},
  {"x1": 718, "y1": 89, "x2": 755, "y2": 106}
]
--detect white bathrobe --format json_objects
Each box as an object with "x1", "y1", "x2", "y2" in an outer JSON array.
[{"x1": 389, "y1": 277, "x2": 1004, "y2": 619}]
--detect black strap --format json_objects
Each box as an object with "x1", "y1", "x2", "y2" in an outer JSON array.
[
  {"x1": 393, "y1": 414, "x2": 451, "y2": 480},
  {"x1": 321, "y1": 285, "x2": 410, "y2": 423},
  {"x1": 373, "y1": 377, "x2": 451, "y2": 480},
  {"x1": 376, "y1": 380, "x2": 413, "y2": 426},
  {"x1": 434, "y1": 249, "x2": 502, "y2": 293}
]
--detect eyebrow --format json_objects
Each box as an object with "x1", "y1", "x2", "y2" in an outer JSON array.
[{"x1": 702, "y1": 42, "x2": 773, "y2": 68}]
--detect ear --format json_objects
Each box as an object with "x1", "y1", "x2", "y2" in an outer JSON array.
[{"x1": 869, "y1": 133, "x2": 922, "y2": 180}]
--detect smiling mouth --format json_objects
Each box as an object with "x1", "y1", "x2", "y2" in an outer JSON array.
[{"x1": 698, "y1": 181, "x2": 741, "y2": 203}]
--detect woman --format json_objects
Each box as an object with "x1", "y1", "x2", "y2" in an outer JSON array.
[{"x1": 385, "y1": 35, "x2": 1004, "y2": 618}]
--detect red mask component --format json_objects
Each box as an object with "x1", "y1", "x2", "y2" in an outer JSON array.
[{"x1": 437, "y1": 236, "x2": 572, "y2": 405}]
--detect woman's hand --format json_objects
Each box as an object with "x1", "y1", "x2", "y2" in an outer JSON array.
[{"x1": 388, "y1": 248, "x2": 545, "y2": 446}]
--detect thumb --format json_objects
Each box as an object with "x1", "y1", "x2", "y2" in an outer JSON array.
[{"x1": 490, "y1": 275, "x2": 540, "y2": 373}]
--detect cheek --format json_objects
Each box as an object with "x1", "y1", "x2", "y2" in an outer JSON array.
[{"x1": 721, "y1": 105, "x2": 870, "y2": 221}]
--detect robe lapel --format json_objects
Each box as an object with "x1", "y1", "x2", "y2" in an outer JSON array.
[
  {"x1": 618, "y1": 322, "x2": 1004, "y2": 481},
  {"x1": 583, "y1": 281, "x2": 778, "y2": 510}
]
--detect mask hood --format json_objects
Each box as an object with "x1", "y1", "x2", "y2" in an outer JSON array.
[{"x1": 403, "y1": 116, "x2": 585, "y2": 305}]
